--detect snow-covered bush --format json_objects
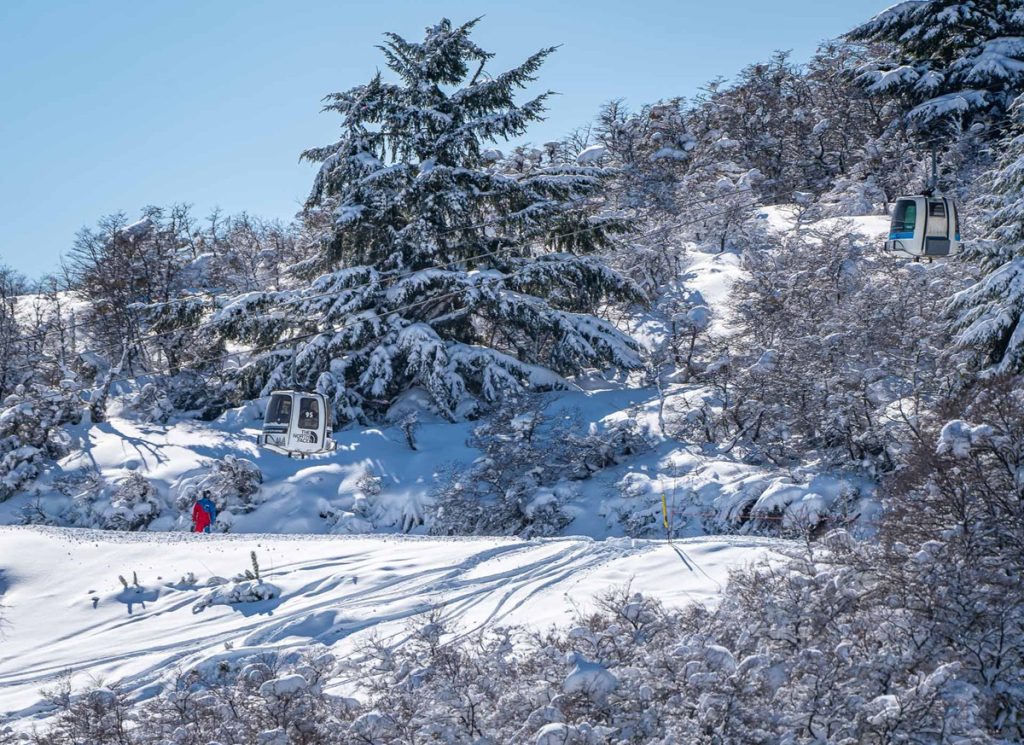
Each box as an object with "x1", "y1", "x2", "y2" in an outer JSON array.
[
  {"x1": 40, "y1": 468, "x2": 105, "y2": 527},
  {"x1": 176, "y1": 455, "x2": 263, "y2": 527},
  {"x1": 17, "y1": 498, "x2": 59, "y2": 527},
  {"x1": 126, "y1": 383, "x2": 174, "y2": 423},
  {"x1": 0, "y1": 383, "x2": 80, "y2": 503},
  {"x1": 32, "y1": 650, "x2": 347, "y2": 745},
  {"x1": 319, "y1": 465, "x2": 381, "y2": 533},
  {"x1": 103, "y1": 472, "x2": 161, "y2": 531},
  {"x1": 192, "y1": 579, "x2": 280, "y2": 614},
  {"x1": 675, "y1": 222, "x2": 969, "y2": 474},
  {"x1": 432, "y1": 400, "x2": 650, "y2": 537},
  {"x1": 889, "y1": 374, "x2": 1024, "y2": 548},
  {"x1": 560, "y1": 414, "x2": 650, "y2": 481},
  {"x1": 162, "y1": 370, "x2": 235, "y2": 421},
  {"x1": 611, "y1": 472, "x2": 669, "y2": 537},
  {"x1": 32, "y1": 675, "x2": 134, "y2": 745}
]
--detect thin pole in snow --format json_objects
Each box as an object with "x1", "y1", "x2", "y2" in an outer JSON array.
[{"x1": 661, "y1": 477, "x2": 672, "y2": 544}]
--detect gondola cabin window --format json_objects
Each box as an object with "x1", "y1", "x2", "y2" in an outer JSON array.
[
  {"x1": 298, "y1": 397, "x2": 319, "y2": 429},
  {"x1": 891, "y1": 200, "x2": 917, "y2": 235},
  {"x1": 266, "y1": 394, "x2": 292, "y2": 425}
]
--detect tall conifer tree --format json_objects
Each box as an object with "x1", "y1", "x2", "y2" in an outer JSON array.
[{"x1": 213, "y1": 18, "x2": 640, "y2": 423}]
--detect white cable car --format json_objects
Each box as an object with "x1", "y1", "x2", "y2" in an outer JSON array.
[
  {"x1": 257, "y1": 390, "x2": 336, "y2": 458},
  {"x1": 884, "y1": 195, "x2": 962, "y2": 259}
]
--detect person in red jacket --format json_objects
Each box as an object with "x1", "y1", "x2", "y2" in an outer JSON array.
[{"x1": 192, "y1": 496, "x2": 216, "y2": 533}]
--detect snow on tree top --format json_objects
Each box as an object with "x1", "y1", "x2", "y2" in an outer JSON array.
[
  {"x1": 575, "y1": 145, "x2": 607, "y2": 164},
  {"x1": 119, "y1": 217, "x2": 155, "y2": 241}
]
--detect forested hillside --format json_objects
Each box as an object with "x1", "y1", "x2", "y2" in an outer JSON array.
[{"x1": 3, "y1": 3, "x2": 1024, "y2": 742}]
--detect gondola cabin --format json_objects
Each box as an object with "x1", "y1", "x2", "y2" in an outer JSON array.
[
  {"x1": 257, "y1": 390, "x2": 336, "y2": 458},
  {"x1": 884, "y1": 196, "x2": 962, "y2": 259}
]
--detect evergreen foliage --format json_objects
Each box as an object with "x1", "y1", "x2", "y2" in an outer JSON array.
[
  {"x1": 849, "y1": 1, "x2": 1024, "y2": 135},
  {"x1": 951, "y1": 97, "x2": 1024, "y2": 373},
  {"x1": 211, "y1": 18, "x2": 641, "y2": 425}
]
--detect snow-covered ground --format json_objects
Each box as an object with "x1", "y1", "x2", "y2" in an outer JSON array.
[
  {"x1": 0, "y1": 208, "x2": 892, "y2": 731},
  {"x1": 0, "y1": 207, "x2": 890, "y2": 540},
  {"x1": 0, "y1": 379, "x2": 874, "y2": 540},
  {"x1": 0, "y1": 526, "x2": 785, "y2": 730}
]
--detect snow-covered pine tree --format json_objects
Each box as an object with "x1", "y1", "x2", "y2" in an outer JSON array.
[
  {"x1": 950, "y1": 97, "x2": 1024, "y2": 373},
  {"x1": 212, "y1": 18, "x2": 641, "y2": 424},
  {"x1": 849, "y1": 1, "x2": 1024, "y2": 136}
]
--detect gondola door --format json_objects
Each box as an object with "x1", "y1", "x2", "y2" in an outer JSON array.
[{"x1": 289, "y1": 394, "x2": 329, "y2": 455}]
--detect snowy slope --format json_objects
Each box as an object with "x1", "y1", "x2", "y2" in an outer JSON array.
[
  {"x1": 0, "y1": 526, "x2": 784, "y2": 729},
  {"x1": 0, "y1": 208, "x2": 887, "y2": 539},
  {"x1": 0, "y1": 383, "x2": 872, "y2": 540},
  {"x1": 0, "y1": 209, "x2": 893, "y2": 732}
]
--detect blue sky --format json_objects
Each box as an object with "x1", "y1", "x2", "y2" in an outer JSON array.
[{"x1": 0, "y1": 1, "x2": 887, "y2": 279}]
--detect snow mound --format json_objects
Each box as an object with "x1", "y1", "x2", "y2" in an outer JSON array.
[
  {"x1": 192, "y1": 579, "x2": 281, "y2": 614},
  {"x1": 576, "y1": 145, "x2": 607, "y2": 164},
  {"x1": 563, "y1": 654, "x2": 618, "y2": 697}
]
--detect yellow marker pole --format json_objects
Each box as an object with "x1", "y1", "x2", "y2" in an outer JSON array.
[{"x1": 662, "y1": 493, "x2": 671, "y2": 542}]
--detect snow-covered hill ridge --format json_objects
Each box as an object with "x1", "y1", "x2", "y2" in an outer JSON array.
[{"x1": 0, "y1": 526, "x2": 785, "y2": 729}]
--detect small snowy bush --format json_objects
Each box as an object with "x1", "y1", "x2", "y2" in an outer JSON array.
[
  {"x1": 0, "y1": 383, "x2": 80, "y2": 503},
  {"x1": 103, "y1": 472, "x2": 161, "y2": 531},
  {"x1": 192, "y1": 579, "x2": 280, "y2": 614},
  {"x1": 432, "y1": 400, "x2": 650, "y2": 537},
  {"x1": 320, "y1": 466, "x2": 381, "y2": 533},
  {"x1": 126, "y1": 383, "x2": 175, "y2": 423},
  {"x1": 177, "y1": 455, "x2": 264, "y2": 527}
]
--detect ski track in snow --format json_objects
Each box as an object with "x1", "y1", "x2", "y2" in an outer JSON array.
[{"x1": 0, "y1": 527, "x2": 785, "y2": 726}]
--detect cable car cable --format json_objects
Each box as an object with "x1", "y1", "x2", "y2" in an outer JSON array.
[
  {"x1": 5, "y1": 193, "x2": 760, "y2": 379},
  {"x1": 10, "y1": 185, "x2": 754, "y2": 350},
  {"x1": 8, "y1": 289, "x2": 465, "y2": 410}
]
